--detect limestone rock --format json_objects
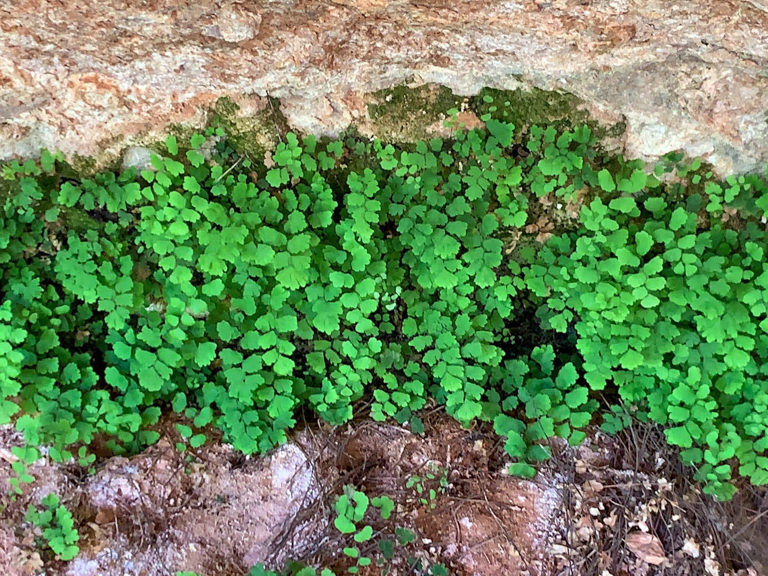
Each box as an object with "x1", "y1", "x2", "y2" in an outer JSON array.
[
  {"x1": 121, "y1": 146, "x2": 154, "y2": 173},
  {"x1": 69, "y1": 440, "x2": 323, "y2": 576},
  {"x1": 206, "y1": 3, "x2": 262, "y2": 43},
  {"x1": 0, "y1": 0, "x2": 767, "y2": 175}
]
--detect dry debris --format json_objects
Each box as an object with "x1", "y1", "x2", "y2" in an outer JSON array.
[
  {"x1": 1, "y1": 419, "x2": 766, "y2": 576},
  {"x1": 547, "y1": 425, "x2": 767, "y2": 576}
]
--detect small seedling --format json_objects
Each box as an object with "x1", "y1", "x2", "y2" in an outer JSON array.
[
  {"x1": 406, "y1": 463, "x2": 450, "y2": 509},
  {"x1": 332, "y1": 486, "x2": 449, "y2": 576},
  {"x1": 25, "y1": 493, "x2": 80, "y2": 561},
  {"x1": 334, "y1": 485, "x2": 377, "y2": 573}
]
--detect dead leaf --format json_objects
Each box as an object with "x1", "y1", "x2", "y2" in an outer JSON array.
[
  {"x1": 626, "y1": 531, "x2": 667, "y2": 565},
  {"x1": 23, "y1": 551, "x2": 44, "y2": 573},
  {"x1": 681, "y1": 538, "x2": 700, "y2": 558},
  {"x1": 705, "y1": 556, "x2": 721, "y2": 576},
  {"x1": 583, "y1": 479, "x2": 604, "y2": 495},
  {"x1": 549, "y1": 543, "x2": 574, "y2": 556},
  {"x1": 95, "y1": 507, "x2": 116, "y2": 524}
]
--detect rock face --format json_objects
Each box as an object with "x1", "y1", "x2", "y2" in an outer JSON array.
[
  {"x1": 0, "y1": 430, "x2": 325, "y2": 576},
  {"x1": 1, "y1": 0, "x2": 768, "y2": 174},
  {"x1": 70, "y1": 440, "x2": 323, "y2": 575}
]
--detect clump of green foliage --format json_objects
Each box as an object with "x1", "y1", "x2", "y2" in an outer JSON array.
[
  {"x1": 1, "y1": 98, "x2": 768, "y2": 503},
  {"x1": 0, "y1": 116, "x2": 535, "y2": 461},
  {"x1": 492, "y1": 343, "x2": 596, "y2": 478},
  {"x1": 524, "y1": 158, "x2": 768, "y2": 499},
  {"x1": 24, "y1": 493, "x2": 80, "y2": 561}
]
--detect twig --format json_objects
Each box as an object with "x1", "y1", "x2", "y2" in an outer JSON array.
[{"x1": 214, "y1": 154, "x2": 245, "y2": 183}]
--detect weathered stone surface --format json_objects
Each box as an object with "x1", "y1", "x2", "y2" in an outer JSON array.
[
  {"x1": 1, "y1": 0, "x2": 767, "y2": 174},
  {"x1": 121, "y1": 146, "x2": 154, "y2": 172},
  {"x1": 0, "y1": 426, "x2": 325, "y2": 576},
  {"x1": 67, "y1": 440, "x2": 323, "y2": 576}
]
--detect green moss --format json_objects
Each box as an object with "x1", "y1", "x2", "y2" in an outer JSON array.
[
  {"x1": 208, "y1": 96, "x2": 286, "y2": 159},
  {"x1": 366, "y1": 84, "x2": 463, "y2": 142},
  {"x1": 470, "y1": 86, "x2": 626, "y2": 143},
  {"x1": 363, "y1": 83, "x2": 628, "y2": 146},
  {"x1": 66, "y1": 154, "x2": 101, "y2": 178},
  {"x1": 471, "y1": 86, "x2": 587, "y2": 129},
  {"x1": 604, "y1": 119, "x2": 627, "y2": 140},
  {"x1": 166, "y1": 123, "x2": 203, "y2": 151}
]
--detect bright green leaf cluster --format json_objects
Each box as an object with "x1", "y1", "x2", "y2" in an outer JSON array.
[
  {"x1": 25, "y1": 493, "x2": 80, "y2": 561},
  {"x1": 525, "y1": 180, "x2": 768, "y2": 499},
  {"x1": 491, "y1": 345, "x2": 596, "y2": 475},
  {"x1": 0, "y1": 123, "x2": 531, "y2": 464},
  {"x1": 2, "y1": 106, "x2": 768, "y2": 501}
]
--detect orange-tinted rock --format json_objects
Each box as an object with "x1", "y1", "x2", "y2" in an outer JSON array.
[{"x1": 0, "y1": 0, "x2": 766, "y2": 174}]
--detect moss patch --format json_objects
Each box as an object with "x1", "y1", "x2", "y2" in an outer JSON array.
[
  {"x1": 469, "y1": 85, "x2": 627, "y2": 147},
  {"x1": 470, "y1": 86, "x2": 587, "y2": 128},
  {"x1": 363, "y1": 83, "x2": 627, "y2": 146},
  {"x1": 66, "y1": 153, "x2": 104, "y2": 178},
  {"x1": 365, "y1": 84, "x2": 463, "y2": 142},
  {"x1": 208, "y1": 96, "x2": 287, "y2": 159}
]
